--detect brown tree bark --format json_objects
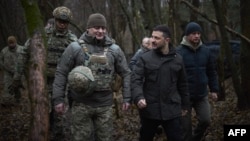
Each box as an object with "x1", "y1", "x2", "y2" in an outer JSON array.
[
  {"x1": 20, "y1": 0, "x2": 49, "y2": 140},
  {"x1": 28, "y1": 32, "x2": 48, "y2": 141}
]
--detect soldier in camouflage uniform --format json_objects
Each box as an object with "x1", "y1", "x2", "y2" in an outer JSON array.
[
  {"x1": 53, "y1": 13, "x2": 131, "y2": 141},
  {"x1": 11, "y1": 6, "x2": 77, "y2": 141},
  {"x1": 0, "y1": 36, "x2": 24, "y2": 104}
]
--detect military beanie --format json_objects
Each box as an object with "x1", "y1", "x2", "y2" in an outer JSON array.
[
  {"x1": 185, "y1": 22, "x2": 202, "y2": 35},
  {"x1": 87, "y1": 13, "x2": 107, "y2": 28},
  {"x1": 7, "y1": 36, "x2": 17, "y2": 44}
]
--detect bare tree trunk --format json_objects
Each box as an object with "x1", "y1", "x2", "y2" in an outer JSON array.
[
  {"x1": 168, "y1": 0, "x2": 182, "y2": 46},
  {"x1": 118, "y1": 0, "x2": 139, "y2": 46},
  {"x1": 190, "y1": 0, "x2": 199, "y2": 21},
  {"x1": 240, "y1": 0, "x2": 250, "y2": 109},
  {"x1": 28, "y1": 32, "x2": 48, "y2": 141},
  {"x1": 212, "y1": 0, "x2": 242, "y2": 102},
  {"x1": 0, "y1": 0, "x2": 28, "y2": 47},
  {"x1": 20, "y1": 0, "x2": 49, "y2": 140},
  {"x1": 141, "y1": 0, "x2": 161, "y2": 30}
]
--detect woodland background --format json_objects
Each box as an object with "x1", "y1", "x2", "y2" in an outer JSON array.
[{"x1": 1, "y1": 0, "x2": 250, "y2": 141}]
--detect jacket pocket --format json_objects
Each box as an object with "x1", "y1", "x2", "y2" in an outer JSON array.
[
  {"x1": 170, "y1": 94, "x2": 181, "y2": 104},
  {"x1": 145, "y1": 64, "x2": 159, "y2": 82},
  {"x1": 170, "y1": 64, "x2": 182, "y2": 83}
]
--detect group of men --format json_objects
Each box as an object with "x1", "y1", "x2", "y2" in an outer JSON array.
[
  {"x1": 0, "y1": 5, "x2": 219, "y2": 141},
  {"x1": 130, "y1": 22, "x2": 219, "y2": 141}
]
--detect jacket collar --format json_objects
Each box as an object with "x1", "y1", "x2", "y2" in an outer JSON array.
[
  {"x1": 180, "y1": 36, "x2": 202, "y2": 51},
  {"x1": 79, "y1": 32, "x2": 113, "y2": 47}
]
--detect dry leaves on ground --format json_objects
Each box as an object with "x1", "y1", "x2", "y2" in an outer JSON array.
[{"x1": 1, "y1": 78, "x2": 250, "y2": 141}]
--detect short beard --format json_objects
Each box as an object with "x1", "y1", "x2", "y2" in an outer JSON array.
[{"x1": 154, "y1": 45, "x2": 164, "y2": 54}]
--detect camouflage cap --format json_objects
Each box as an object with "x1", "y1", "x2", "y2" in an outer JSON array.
[
  {"x1": 68, "y1": 66, "x2": 96, "y2": 96},
  {"x1": 52, "y1": 6, "x2": 72, "y2": 22}
]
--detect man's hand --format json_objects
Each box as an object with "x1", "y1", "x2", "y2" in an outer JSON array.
[
  {"x1": 122, "y1": 102, "x2": 130, "y2": 111},
  {"x1": 210, "y1": 92, "x2": 218, "y2": 101},
  {"x1": 181, "y1": 110, "x2": 188, "y2": 116},
  {"x1": 137, "y1": 99, "x2": 147, "y2": 109},
  {"x1": 54, "y1": 103, "x2": 65, "y2": 115}
]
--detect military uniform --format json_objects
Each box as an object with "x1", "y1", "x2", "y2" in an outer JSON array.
[
  {"x1": 53, "y1": 13, "x2": 131, "y2": 141},
  {"x1": 47, "y1": 28, "x2": 77, "y2": 140},
  {"x1": 53, "y1": 32, "x2": 131, "y2": 141},
  {"x1": 12, "y1": 6, "x2": 77, "y2": 141},
  {"x1": 48, "y1": 6, "x2": 77, "y2": 141},
  {"x1": 0, "y1": 44, "x2": 24, "y2": 104}
]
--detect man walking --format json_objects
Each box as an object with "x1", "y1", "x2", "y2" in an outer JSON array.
[
  {"x1": 176, "y1": 22, "x2": 219, "y2": 141},
  {"x1": 52, "y1": 13, "x2": 131, "y2": 141},
  {"x1": 131, "y1": 25, "x2": 190, "y2": 141},
  {"x1": 0, "y1": 36, "x2": 24, "y2": 104}
]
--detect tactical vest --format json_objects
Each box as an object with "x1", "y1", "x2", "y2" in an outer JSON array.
[
  {"x1": 47, "y1": 30, "x2": 77, "y2": 77},
  {"x1": 79, "y1": 40, "x2": 113, "y2": 91}
]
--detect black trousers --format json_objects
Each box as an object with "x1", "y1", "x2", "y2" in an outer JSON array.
[{"x1": 139, "y1": 117, "x2": 182, "y2": 141}]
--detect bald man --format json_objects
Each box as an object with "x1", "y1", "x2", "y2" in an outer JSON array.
[{"x1": 129, "y1": 37, "x2": 152, "y2": 71}]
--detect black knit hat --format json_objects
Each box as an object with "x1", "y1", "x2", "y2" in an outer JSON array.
[
  {"x1": 153, "y1": 24, "x2": 171, "y2": 38},
  {"x1": 185, "y1": 22, "x2": 202, "y2": 35},
  {"x1": 87, "y1": 13, "x2": 107, "y2": 28}
]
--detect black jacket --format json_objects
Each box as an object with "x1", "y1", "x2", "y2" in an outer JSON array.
[{"x1": 131, "y1": 47, "x2": 189, "y2": 120}]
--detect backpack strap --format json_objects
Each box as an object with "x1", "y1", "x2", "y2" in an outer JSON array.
[{"x1": 77, "y1": 39, "x2": 90, "y2": 66}]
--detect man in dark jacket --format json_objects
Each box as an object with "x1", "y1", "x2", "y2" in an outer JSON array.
[
  {"x1": 131, "y1": 25, "x2": 190, "y2": 141},
  {"x1": 176, "y1": 22, "x2": 219, "y2": 141},
  {"x1": 129, "y1": 37, "x2": 152, "y2": 71},
  {"x1": 52, "y1": 13, "x2": 131, "y2": 141}
]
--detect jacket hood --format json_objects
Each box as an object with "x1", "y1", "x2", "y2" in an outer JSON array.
[
  {"x1": 79, "y1": 31, "x2": 114, "y2": 47},
  {"x1": 180, "y1": 36, "x2": 202, "y2": 51}
]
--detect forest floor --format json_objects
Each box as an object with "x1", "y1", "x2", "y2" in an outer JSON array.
[{"x1": 0, "y1": 70, "x2": 250, "y2": 141}]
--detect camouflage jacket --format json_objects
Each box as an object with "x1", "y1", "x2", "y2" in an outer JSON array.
[
  {"x1": 13, "y1": 28, "x2": 77, "y2": 80},
  {"x1": 0, "y1": 45, "x2": 24, "y2": 74},
  {"x1": 53, "y1": 32, "x2": 131, "y2": 107},
  {"x1": 46, "y1": 28, "x2": 77, "y2": 77}
]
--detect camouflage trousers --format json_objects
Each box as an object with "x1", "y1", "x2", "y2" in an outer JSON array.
[
  {"x1": 48, "y1": 77, "x2": 71, "y2": 141},
  {"x1": 1, "y1": 71, "x2": 20, "y2": 104},
  {"x1": 71, "y1": 102, "x2": 113, "y2": 141},
  {"x1": 50, "y1": 108, "x2": 71, "y2": 141}
]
